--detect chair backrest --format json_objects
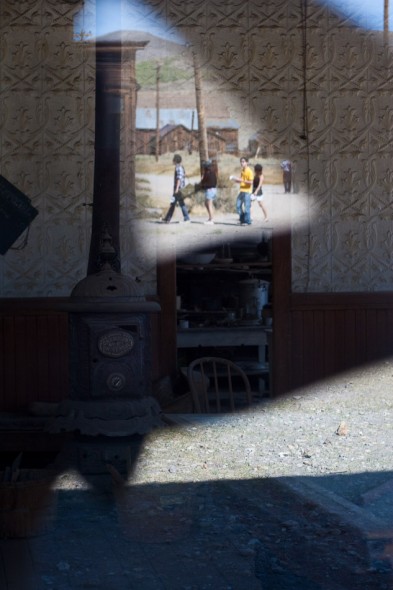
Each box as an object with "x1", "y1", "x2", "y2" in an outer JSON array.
[{"x1": 187, "y1": 356, "x2": 252, "y2": 413}]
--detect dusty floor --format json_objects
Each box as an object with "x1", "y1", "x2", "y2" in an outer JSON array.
[{"x1": 1, "y1": 360, "x2": 393, "y2": 589}]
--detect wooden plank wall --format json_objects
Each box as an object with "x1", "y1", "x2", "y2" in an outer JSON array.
[
  {"x1": 289, "y1": 293, "x2": 393, "y2": 390},
  {"x1": 156, "y1": 255, "x2": 177, "y2": 381},
  {"x1": 0, "y1": 300, "x2": 69, "y2": 411}
]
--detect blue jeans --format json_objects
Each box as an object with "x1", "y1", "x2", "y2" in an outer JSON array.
[
  {"x1": 236, "y1": 192, "x2": 251, "y2": 224},
  {"x1": 163, "y1": 192, "x2": 190, "y2": 222}
]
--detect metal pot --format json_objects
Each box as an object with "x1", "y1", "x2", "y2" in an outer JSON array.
[{"x1": 239, "y1": 279, "x2": 269, "y2": 319}]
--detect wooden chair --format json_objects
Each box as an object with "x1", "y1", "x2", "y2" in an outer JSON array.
[{"x1": 187, "y1": 356, "x2": 253, "y2": 413}]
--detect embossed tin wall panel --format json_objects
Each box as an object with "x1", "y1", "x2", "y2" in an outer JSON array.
[
  {"x1": 0, "y1": 1, "x2": 95, "y2": 296},
  {"x1": 0, "y1": 0, "x2": 392, "y2": 295}
]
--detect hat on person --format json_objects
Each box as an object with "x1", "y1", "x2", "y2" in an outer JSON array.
[{"x1": 202, "y1": 159, "x2": 212, "y2": 168}]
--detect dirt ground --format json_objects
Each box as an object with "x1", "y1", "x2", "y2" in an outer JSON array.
[
  {"x1": 1, "y1": 361, "x2": 392, "y2": 588},
  {"x1": 39, "y1": 359, "x2": 393, "y2": 590},
  {"x1": 134, "y1": 182, "x2": 310, "y2": 267}
]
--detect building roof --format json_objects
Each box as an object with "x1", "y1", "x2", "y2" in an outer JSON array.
[
  {"x1": 159, "y1": 123, "x2": 188, "y2": 138},
  {"x1": 136, "y1": 108, "x2": 239, "y2": 130},
  {"x1": 206, "y1": 119, "x2": 240, "y2": 129}
]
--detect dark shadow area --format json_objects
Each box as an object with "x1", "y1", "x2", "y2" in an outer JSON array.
[
  {"x1": 1, "y1": 465, "x2": 392, "y2": 589},
  {"x1": 0, "y1": 452, "x2": 59, "y2": 470},
  {"x1": 1, "y1": 429, "x2": 393, "y2": 590}
]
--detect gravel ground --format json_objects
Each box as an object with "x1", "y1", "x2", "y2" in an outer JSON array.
[
  {"x1": 139, "y1": 183, "x2": 309, "y2": 264},
  {"x1": 128, "y1": 360, "x2": 393, "y2": 496},
  {"x1": 48, "y1": 360, "x2": 393, "y2": 589},
  {"x1": 55, "y1": 358, "x2": 393, "y2": 503}
]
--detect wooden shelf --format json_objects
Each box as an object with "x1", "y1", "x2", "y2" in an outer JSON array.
[
  {"x1": 177, "y1": 262, "x2": 271, "y2": 271},
  {"x1": 175, "y1": 251, "x2": 273, "y2": 396}
]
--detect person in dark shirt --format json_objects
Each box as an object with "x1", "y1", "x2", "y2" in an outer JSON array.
[
  {"x1": 251, "y1": 163, "x2": 268, "y2": 221},
  {"x1": 162, "y1": 154, "x2": 190, "y2": 224},
  {"x1": 198, "y1": 159, "x2": 217, "y2": 224},
  {"x1": 280, "y1": 159, "x2": 292, "y2": 193}
]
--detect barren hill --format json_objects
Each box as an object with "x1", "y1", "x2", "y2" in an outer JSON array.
[{"x1": 130, "y1": 30, "x2": 189, "y2": 61}]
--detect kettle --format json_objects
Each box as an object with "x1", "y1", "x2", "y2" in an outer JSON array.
[{"x1": 239, "y1": 279, "x2": 269, "y2": 319}]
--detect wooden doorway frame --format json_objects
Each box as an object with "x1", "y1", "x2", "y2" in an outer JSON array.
[{"x1": 271, "y1": 229, "x2": 292, "y2": 396}]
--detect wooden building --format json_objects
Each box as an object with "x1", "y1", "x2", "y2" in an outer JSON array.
[
  {"x1": 135, "y1": 108, "x2": 238, "y2": 156},
  {"x1": 157, "y1": 123, "x2": 193, "y2": 154}
]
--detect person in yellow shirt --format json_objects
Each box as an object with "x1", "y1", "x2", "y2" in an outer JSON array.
[{"x1": 230, "y1": 156, "x2": 254, "y2": 225}]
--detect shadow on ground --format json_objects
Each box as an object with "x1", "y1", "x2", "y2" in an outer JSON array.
[{"x1": 1, "y1": 461, "x2": 393, "y2": 590}]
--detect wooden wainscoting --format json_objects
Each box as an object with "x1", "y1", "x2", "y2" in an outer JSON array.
[
  {"x1": 0, "y1": 299, "x2": 69, "y2": 412},
  {"x1": 289, "y1": 292, "x2": 393, "y2": 390},
  {"x1": 2, "y1": 289, "x2": 393, "y2": 411}
]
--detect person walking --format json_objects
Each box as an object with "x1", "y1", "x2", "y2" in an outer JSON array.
[
  {"x1": 162, "y1": 154, "x2": 190, "y2": 223},
  {"x1": 291, "y1": 161, "x2": 299, "y2": 193},
  {"x1": 251, "y1": 163, "x2": 268, "y2": 221},
  {"x1": 230, "y1": 156, "x2": 254, "y2": 225},
  {"x1": 280, "y1": 159, "x2": 292, "y2": 193},
  {"x1": 197, "y1": 159, "x2": 217, "y2": 224}
]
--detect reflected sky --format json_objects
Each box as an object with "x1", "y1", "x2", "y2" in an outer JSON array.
[
  {"x1": 321, "y1": 0, "x2": 392, "y2": 30},
  {"x1": 74, "y1": 0, "x2": 186, "y2": 43},
  {"x1": 74, "y1": 0, "x2": 392, "y2": 41}
]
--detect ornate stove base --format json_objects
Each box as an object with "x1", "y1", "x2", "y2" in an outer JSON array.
[{"x1": 47, "y1": 398, "x2": 163, "y2": 437}]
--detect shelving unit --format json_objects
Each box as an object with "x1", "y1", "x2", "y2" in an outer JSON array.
[{"x1": 175, "y1": 239, "x2": 273, "y2": 396}]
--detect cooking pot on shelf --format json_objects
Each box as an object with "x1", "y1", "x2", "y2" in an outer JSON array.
[{"x1": 239, "y1": 279, "x2": 269, "y2": 319}]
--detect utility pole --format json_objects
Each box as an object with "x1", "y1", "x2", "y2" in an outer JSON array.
[
  {"x1": 189, "y1": 110, "x2": 194, "y2": 154},
  {"x1": 155, "y1": 63, "x2": 160, "y2": 162},
  {"x1": 384, "y1": 0, "x2": 389, "y2": 45},
  {"x1": 192, "y1": 49, "x2": 209, "y2": 173}
]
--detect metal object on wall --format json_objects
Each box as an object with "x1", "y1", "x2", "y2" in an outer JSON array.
[{"x1": 0, "y1": 175, "x2": 38, "y2": 255}]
